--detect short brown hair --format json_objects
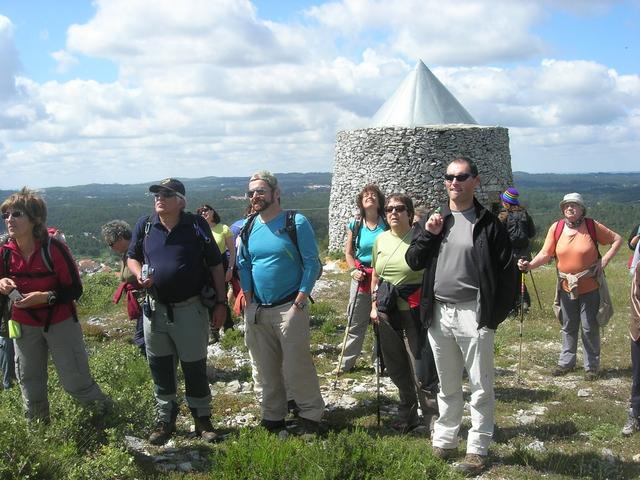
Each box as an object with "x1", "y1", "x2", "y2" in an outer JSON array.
[
  {"x1": 1, "y1": 187, "x2": 48, "y2": 241},
  {"x1": 385, "y1": 193, "x2": 415, "y2": 226}
]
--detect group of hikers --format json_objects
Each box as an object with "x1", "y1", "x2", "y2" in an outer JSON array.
[{"x1": 0, "y1": 155, "x2": 639, "y2": 477}]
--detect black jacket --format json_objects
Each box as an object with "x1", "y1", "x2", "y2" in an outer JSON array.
[{"x1": 405, "y1": 198, "x2": 517, "y2": 330}]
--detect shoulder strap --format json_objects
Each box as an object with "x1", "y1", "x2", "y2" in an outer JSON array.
[
  {"x1": 239, "y1": 212, "x2": 259, "y2": 252},
  {"x1": 553, "y1": 219, "x2": 565, "y2": 244},
  {"x1": 285, "y1": 210, "x2": 299, "y2": 251},
  {"x1": 352, "y1": 218, "x2": 363, "y2": 251},
  {"x1": 2, "y1": 247, "x2": 10, "y2": 278},
  {"x1": 40, "y1": 236, "x2": 54, "y2": 273},
  {"x1": 584, "y1": 218, "x2": 601, "y2": 258}
]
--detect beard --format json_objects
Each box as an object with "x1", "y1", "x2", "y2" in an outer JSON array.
[{"x1": 252, "y1": 197, "x2": 274, "y2": 212}]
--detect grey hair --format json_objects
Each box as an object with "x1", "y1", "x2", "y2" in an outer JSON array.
[{"x1": 101, "y1": 220, "x2": 132, "y2": 245}]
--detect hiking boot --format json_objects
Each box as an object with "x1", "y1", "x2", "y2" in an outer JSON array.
[
  {"x1": 391, "y1": 419, "x2": 419, "y2": 434},
  {"x1": 454, "y1": 453, "x2": 488, "y2": 477},
  {"x1": 194, "y1": 416, "x2": 220, "y2": 443},
  {"x1": 287, "y1": 399, "x2": 300, "y2": 417},
  {"x1": 149, "y1": 421, "x2": 175, "y2": 445},
  {"x1": 432, "y1": 446, "x2": 457, "y2": 461},
  {"x1": 295, "y1": 417, "x2": 328, "y2": 436},
  {"x1": 552, "y1": 365, "x2": 573, "y2": 376},
  {"x1": 584, "y1": 369, "x2": 599, "y2": 381},
  {"x1": 260, "y1": 418, "x2": 286, "y2": 433},
  {"x1": 622, "y1": 409, "x2": 640, "y2": 436}
]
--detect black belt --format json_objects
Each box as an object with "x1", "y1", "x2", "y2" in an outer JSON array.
[{"x1": 257, "y1": 291, "x2": 298, "y2": 309}]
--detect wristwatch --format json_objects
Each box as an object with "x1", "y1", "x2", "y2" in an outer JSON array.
[
  {"x1": 47, "y1": 291, "x2": 57, "y2": 306},
  {"x1": 294, "y1": 300, "x2": 307, "y2": 310}
]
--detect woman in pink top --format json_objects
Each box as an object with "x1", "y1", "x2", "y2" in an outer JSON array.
[{"x1": 518, "y1": 193, "x2": 622, "y2": 380}]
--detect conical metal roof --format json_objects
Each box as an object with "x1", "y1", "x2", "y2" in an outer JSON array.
[{"x1": 371, "y1": 60, "x2": 477, "y2": 127}]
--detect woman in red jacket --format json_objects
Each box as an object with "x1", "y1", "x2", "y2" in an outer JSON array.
[{"x1": 0, "y1": 188, "x2": 109, "y2": 422}]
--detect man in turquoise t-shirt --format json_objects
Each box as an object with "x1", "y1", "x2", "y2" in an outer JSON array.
[{"x1": 237, "y1": 171, "x2": 325, "y2": 434}]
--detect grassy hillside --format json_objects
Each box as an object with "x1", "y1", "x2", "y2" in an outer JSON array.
[{"x1": 1, "y1": 254, "x2": 640, "y2": 479}]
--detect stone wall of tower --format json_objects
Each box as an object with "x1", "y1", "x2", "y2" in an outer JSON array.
[{"x1": 328, "y1": 125, "x2": 512, "y2": 252}]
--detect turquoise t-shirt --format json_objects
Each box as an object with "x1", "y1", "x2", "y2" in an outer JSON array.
[
  {"x1": 347, "y1": 217, "x2": 387, "y2": 265},
  {"x1": 237, "y1": 211, "x2": 320, "y2": 304}
]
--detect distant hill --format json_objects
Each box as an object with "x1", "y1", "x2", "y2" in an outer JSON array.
[
  {"x1": 1, "y1": 171, "x2": 638, "y2": 258},
  {"x1": 0, "y1": 173, "x2": 331, "y2": 259}
]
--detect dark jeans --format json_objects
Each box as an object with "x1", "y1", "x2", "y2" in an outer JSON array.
[
  {"x1": 631, "y1": 338, "x2": 640, "y2": 418},
  {"x1": 0, "y1": 336, "x2": 16, "y2": 389},
  {"x1": 133, "y1": 316, "x2": 146, "y2": 356},
  {"x1": 377, "y1": 310, "x2": 435, "y2": 426}
]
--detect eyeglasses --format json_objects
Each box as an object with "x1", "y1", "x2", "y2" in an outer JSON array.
[
  {"x1": 2, "y1": 211, "x2": 25, "y2": 220},
  {"x1": 246, "y1": 188, "x2": 268, "y2": 198},
  {"x1": 444, "y1": 173, "x2": 474, "y2": 182},
  {"x1": 385, "y1": 205, "x2": 407, "y2": 214},
  {"x1": 153, "y1": 191, "x2": 177, "y2": 199}
]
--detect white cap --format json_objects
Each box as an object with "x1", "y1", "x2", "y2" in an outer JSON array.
[{"x1": 559, "y1": 192, "x2": 585, "y2": 210}]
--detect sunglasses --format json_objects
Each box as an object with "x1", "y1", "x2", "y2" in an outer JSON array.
[
  {"x1": 444, "y1": 173, "x2": 474, "y2": 182},
  {"x1": 246, "y1": 188, "x2": 268, "y2": 198},
  {"x1": 154, "y1": 191, "x2": 177, "y2": 199},
  {"x1": 385, "y1": 205, "x2": 407, "y2": 214},
  {"x1": 2, "y1": 211, "x2": 25, "y2": 220}
]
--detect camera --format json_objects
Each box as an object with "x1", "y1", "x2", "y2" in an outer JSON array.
[
  {"x1": 141, "y1": 264, "x2": 154, "y2": 282},
  {"x1": 8, "y1": 289, "x2": 23, "y2": 302}
]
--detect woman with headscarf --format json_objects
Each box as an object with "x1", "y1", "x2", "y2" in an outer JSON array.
[
  {"x1": 519, "y1": 193, "x2": 622, "y2": 380},
  {"x1": 498, "y1": 187, "x2": 536, "y2": 313}
]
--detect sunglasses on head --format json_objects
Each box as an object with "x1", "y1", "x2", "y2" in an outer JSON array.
[
  {"x1": 153, "y1": 191, "x2": 177, "y2": 199},
  {"x1": 444, "y1": 173, "x2": 473, "y2": 182},
  {"x1": 246, "y1": 188, "x2": 268, "y2": 198},
  {"x1": 2, "y1": 211, "x2": 25, "y2": 220},
  {"x1": 385, "y1": 205, "x2": 407, "y2": 214}
]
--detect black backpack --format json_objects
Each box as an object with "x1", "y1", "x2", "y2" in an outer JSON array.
[{"x1": 240, "y1": 210, "x2": 323, "y2": 280}]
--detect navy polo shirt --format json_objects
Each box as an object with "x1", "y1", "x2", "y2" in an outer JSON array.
[{"x1": 128, "y1": 211, "x2": 222, "y2": 304}]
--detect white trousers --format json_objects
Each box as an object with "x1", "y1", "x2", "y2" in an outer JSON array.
[{"x1": 428, "y1": 300, "x2": 495, "y2": 456}]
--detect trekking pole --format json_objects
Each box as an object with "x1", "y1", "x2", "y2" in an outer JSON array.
[
  {"x1": 373, "y1": 321, "x2": 382, "y2": 429},
  {"x1": 333, "y1": 277, "x2": 361, "y2": 389},
  {"x1": 517, "y1": 272, "x2": 526, "y2": 382},
  {"x1": 527, "y1": 269, "x2": 543, "y2": 310}
]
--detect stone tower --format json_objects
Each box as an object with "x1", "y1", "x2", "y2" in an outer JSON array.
[{"x1": 327, "y1": 60, "x2": 513, "y2": 252}]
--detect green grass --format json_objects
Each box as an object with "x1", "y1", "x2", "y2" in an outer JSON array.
[{"x1": 2, "y1": 256, "x2": 640, "y2": 478}]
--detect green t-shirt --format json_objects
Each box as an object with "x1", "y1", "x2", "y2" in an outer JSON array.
[
  {"x1": 372, "y1": 230, "x2": 424, "y2": 310},
  {"x1": 211, "y1": 223, "x2": 232, "y2": 254}
]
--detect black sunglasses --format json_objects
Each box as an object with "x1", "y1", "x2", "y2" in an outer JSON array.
[
  {"x1": 444, "y1": 173, "x2": 474, "y2": 182},
  {"x1": 2, "y1": 211, "x2": 25, "y2": 220},
  {"x1": 154, "y1": 191, "x2": 177, "y2": 199},
  {"x1": 385, "y1": 205, "x2": 407, "y2": 214},
  {"x1": 246, "y1": 188, "x2": 268, "y2": 198}
]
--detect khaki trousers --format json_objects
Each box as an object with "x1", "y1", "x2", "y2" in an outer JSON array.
[
  {"x1": 245, "y1": 302, "x2": 324, "y2": 422},
  {"x1": 14, "y1": 318, "x2": 107, "y2": 420}
]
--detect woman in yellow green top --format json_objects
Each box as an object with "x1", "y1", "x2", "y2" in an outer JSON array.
[
  {"x1": 198, "y1": 204, "x2": 235, "y2": 337},
  {"x1": 370, "y1": 193, "x2": 438, "y2": 433}
]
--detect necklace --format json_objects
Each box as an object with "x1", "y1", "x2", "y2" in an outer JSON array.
[{"x1": 566, "y1": 217, "x2": 584, "y2": 229}]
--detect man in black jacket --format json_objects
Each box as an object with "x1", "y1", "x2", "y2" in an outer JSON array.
[{"x1": 406, "y1": 156, "x2": 516, "y2": 476}]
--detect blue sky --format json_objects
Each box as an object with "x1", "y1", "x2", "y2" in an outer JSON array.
[{"x1": 0, "y1": 0, "x2": 639, "y2": 188}]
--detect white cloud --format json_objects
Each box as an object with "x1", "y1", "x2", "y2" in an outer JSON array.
[
  {"x1": 306, "y1": 0, "x2": 546, "y2": 65},
  {"x1": 51, "y1": 49, "x2": 79, "y2": 74},
  {"x1": 0, "y1": 0, "x2": 638, "y2": 188},
  {"x1": 0, "y1": 15, "x2": 20, "y2": 100}
]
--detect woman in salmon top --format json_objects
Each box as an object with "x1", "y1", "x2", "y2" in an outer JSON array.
[{"x1": 518, "y1": 193, "x2": 622, "y2": 380}]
